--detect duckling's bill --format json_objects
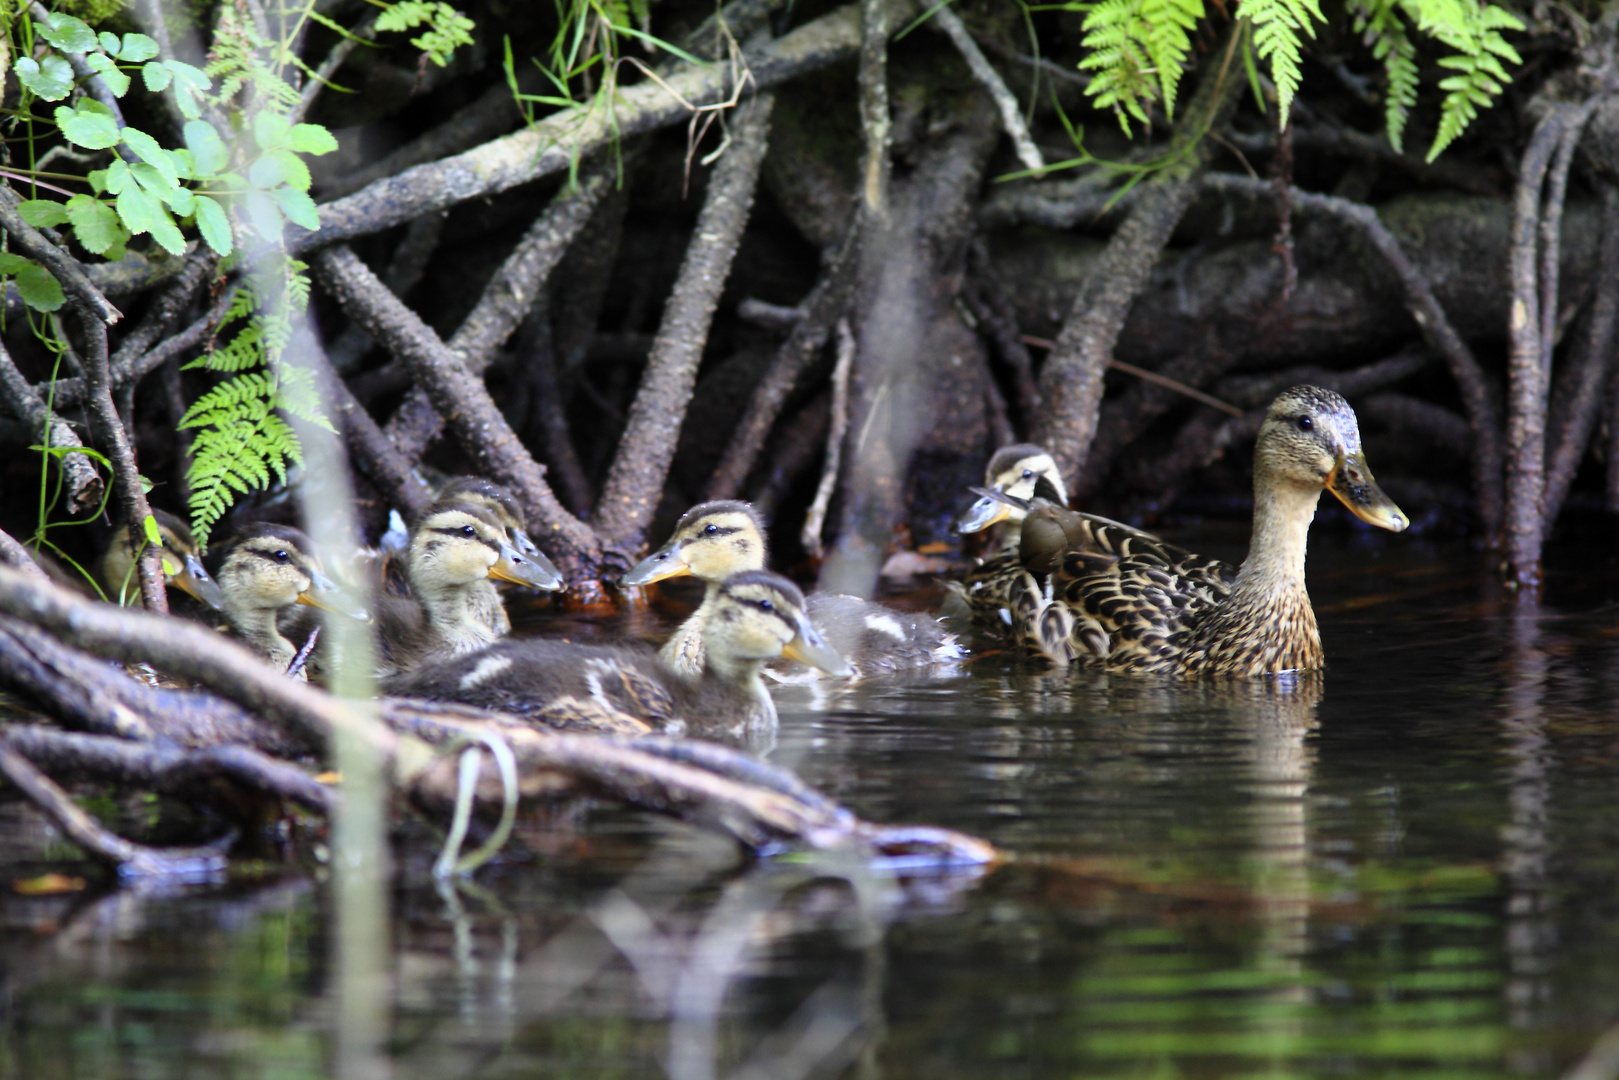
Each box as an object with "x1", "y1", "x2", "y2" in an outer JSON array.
[
  {"x1": 621, "y1": 541, "x2": 690, "y2": 586},
  {"x1": 1325, "y1": 450, "x2": 1408, "y2": 532},
  {"x1": 957, "y1": 493, "x2": 1013, "y2": 533},
  {"x1": 296, "y1": 568, "x2": 371, "y2": 621},
  {"x1": 490, "y1": 537, "x2": 566, "y2": 591},
  {"x1": 172, "y1": 553, "x2": 227, "y2": 610},
  {"x1": 781, "y1": 615, "x2": 855, "y2": 678}
]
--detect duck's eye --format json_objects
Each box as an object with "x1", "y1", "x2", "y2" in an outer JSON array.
[
  {"x1": 461, "y1": 525, "x2": 477, "y2": 537},
  {"x1": 756, "y1": 598, "x2": 774, "y2": 613},
  {"x1": 1021, "y1": 469, "x2": 1034, "y2": 479},
  {"x1": 704, "y1": 523, "x2": 719, "y2": 535},
  {"x1": 273, "y1": 550, "x2": 289, "y2": 562},
  {"x1": 1296, "y1": 416, "x2": 1314, "y2": 432}
]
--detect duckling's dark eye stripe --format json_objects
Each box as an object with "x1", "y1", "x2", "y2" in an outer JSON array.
[
  {"x1": 431, "y1": 526, "x2": 499, "y2": 552},
  {"x1": 243, "y1": 548, "x2": 299, "y2": 566},
  {"x1": 691, "y1": 525, "x2": 740, "y2": 538}
]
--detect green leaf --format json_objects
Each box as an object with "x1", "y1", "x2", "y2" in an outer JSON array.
[
  {"x1": 66, "y1": 194, "x2": 126, "y2": 255},
  {"x1": 16, "y1": 56, "x2": 75, "y2": 101},
  {"x1": 142, "y1": 60, "x2": 173, "y2": 91},
  {"x1": 247, "y1": 153, "x2": 288, "y2": 190},
  {"x1": 0, "y1": 254, "x2": 33, "y2": 274},
  {"x1": 18, "y1": 200, "x2": 72, "y2": 227},
  {"x1": 15, "y1": 265, "x2": 65, "y2": 311},
  {"x1": 37, "y1": 11, "x2": 97, "y2": 53},
  {"x1": 242, "y1": 190, "x2": 284, "y2": 239},
  {"x1": 115, "y1": 184, "x2": 162, "y2": 236},
  {"x1": 99, "y1": 31, "x2": 121, "y2": 53},
  {"x1": 192, "y1": 195, "x2": 233, "y2": 256},
  {"x1": 55, "y1": 100, "x2": 121, "y2": 149},
  {"x1": 269, "y1": 187, "x2": 320, "y2": 231},
  {"x1": 252, "y1": 111, "x2": 292, "y2": 151},
  {"x1": 121, "y1": 127, "x2": 180, "y2": 186},
  {"x1": 271, "y1": 149, "x2": 311, "y2": 192},
  {"x1": 184, "y1": 120, "x2": 230, "y2": 175},
  {"x1": 117, "y1": 33, "x2": 159, "y2": 62},
  {"x1": 157, "y1": 184, "x2": 195, "y2": 216},
  {"x1": 103, "y1": 158, "x2": 132, "y2": 195},
  {"x1": 142, "y1": 514, "x2": 163, "y2": 547},
  {"x1": 288, "y1": 123, "x2": 338, "y2": 155},
  {"x1": 147, "y1": 205, "x2": 185, "y2": 256},
  {"x1": 87, "y1": 53, "x2": 131, "y2": 97}
]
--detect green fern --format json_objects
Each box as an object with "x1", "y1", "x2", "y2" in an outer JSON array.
[
  {"x1": 180, "y1": 260, "x2": 332, "y2": 546},
  {"x1": 1237, "y1": 0, "x2": 1325, "y2": 123},
  {"x1": 1079, "y1": 0, "x2": 1205, "y2": 135},
  {"x1": 206, "y1": 3, "x2": 302, "y2": 111},
  {"x1": 1349, "y1": 0, "x2": 1419, "y2": 152},
  {"x1": 1412, "y1": 0, "x2": 1524, "y2": 161}
]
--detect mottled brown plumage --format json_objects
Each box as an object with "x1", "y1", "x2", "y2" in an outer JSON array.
[
  {"x1": 951, "y1": 445, "x2": 1069, "y2": 633},
  {"x1": 997, "y1": 386, "x2": 1408, "y2": 677}
]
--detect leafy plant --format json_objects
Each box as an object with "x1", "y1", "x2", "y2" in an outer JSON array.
[
  {"x1": 375, "y1": 0, "x2": 477, "y2": 67},
  {"x1": 1076, "y1": 0, "x2": 1206, "y2": 135}
]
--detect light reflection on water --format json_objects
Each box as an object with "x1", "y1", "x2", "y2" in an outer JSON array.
[{"x1": 5, "y1": 535, "x2": 1619, "y2": 1078}]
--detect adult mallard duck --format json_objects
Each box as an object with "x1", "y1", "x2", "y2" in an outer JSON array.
[
  {"x1": 388, "y1": 570, "x2": 852, "y2": 738},
  {"x1": 621, "y1": 500, "x2": 963, "y2": 679},
  {"x1": 100, "y1": 508, "x2": 225, "y2": 610},
  {"x1": 210, "y1": 523, "x2": 366, "y2": 678},
  {"x1": 950, "y1": 444, "x2": 1069, "y2": 633},
  {"x1": 992, "y1": 385, "x2": 1408, "y2": 677},
  {"x1": 372, "y1": 502, "x2": 563, "y2": 678}
]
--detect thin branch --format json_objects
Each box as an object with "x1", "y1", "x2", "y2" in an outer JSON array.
[
  {"x1": 0, "y1": 185, "x2": 120, "y2": 324},
  {"x1": 595, "y1": 94, "x2": 775, "y2": 548},
  {"x1": 801, "y1": 318, "x2": 855, "y2": 559},
  {"x1": 0, "y1": 527, "x2": 48, "y2": 580},
  {"x1": 0, "y1": 337, "x2": 103, "y2": 513},
  {"x1": 931, "y1": 6, "x2": 1044, "y2": 175},
  {"x1": 857, "y1": 0, "x2": 891, "y2": 218},
  {"x1": 520, "y1": 294, "x2": 594, "y2": 515},
  {"x1": 296, "y1": 11, "x2": 377, "y2": 122}
]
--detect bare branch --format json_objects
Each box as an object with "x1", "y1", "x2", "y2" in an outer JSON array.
[
  {"x1": 931, "y1": 6, "x2": 1044, "y2": 175},
  {"x1": 0, "y1": 185, "x2": 120, "y2": 325}
]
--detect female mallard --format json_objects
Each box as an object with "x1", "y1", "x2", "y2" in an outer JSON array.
[
  {"x1": 210, "y1": 523, "x2": 365, "y2": 678},
  {"x1": 998, "y1": 386, "x2": 1407, "y2": 677},
  {"x1": 950, "y1": 444, "x2": 1069, "y2": 633},
  {"x1": 621, "y1": 500, "x2": 962, "y2": 679},
  {"x1": 388, "y1": 570, "x2": 851, "y2": 739},
  {"x1": 372, "y1": 501, "x2": 562, "y2": 677},
  {"x1": 100, "y1": 508, "x2": 225, "y2": 610}
]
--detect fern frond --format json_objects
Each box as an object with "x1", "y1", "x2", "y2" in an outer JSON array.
[
  {"x1": 1239, "y1": 0, "x2": 1325, "y2": 123},
  {"x1": 1349, "y1": 0, "x2": 1418, "y2": 152},
  {"x1": 1079, "y1": 0, "x2": 1204, "y2": 135},
  {"x1": 1402, "y1": 0, "x2": 1523, "y2": 160}
]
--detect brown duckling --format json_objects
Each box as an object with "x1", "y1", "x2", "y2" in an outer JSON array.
[
  {"x1": 950, "y1": 444, "x2": 1069, "y2": 632},
  {"x1": 372, "y1": 502, "x2": 561, "y2": 678},
  {"x1": 100, "y1": 508, "x2": 225, "y2": 610},
  {"x1": 210, "y1": 523, "x2": 366, "y2": 678},
  {"x1": 622, "y1": 500, "x2": 963, "y2": 679},
  {"x1": 388, "y1": 570, "x2": 852, "y2": 739},
  {"x1": 991, "y1": 386, "x2": 1408, "y2": 676}
]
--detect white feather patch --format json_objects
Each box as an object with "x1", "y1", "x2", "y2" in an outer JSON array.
[
  {"x1": 459, "y1": 654, "x2": 513, "y2": 689},
  {"x1": 864, "y1": 613, "x2": 907, "y2": 641}
]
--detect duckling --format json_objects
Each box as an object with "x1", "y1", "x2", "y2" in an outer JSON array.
[
  {"x1": 210, "y1": 523, "x2": 366, "y2": 678},
  {"x1": 950, "y1": 444, "x2": 1070, "y2": 633},
  {"x1": 372, "y1": 502, "x2": 562, "y2": 678},
  {"x1": 621, "y1": 500, "x2": 963, "y2": 679},
  {"x1": 100, "y1": 508, "x2": 225, "y2": 610},
  {"x1": 388, "y1": 570, "x2": 852, "y2": 739},
  {"x1": 996, "y1": 386, "x2": 1408, "y2": 677}
]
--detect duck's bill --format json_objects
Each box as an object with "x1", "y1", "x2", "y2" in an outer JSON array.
[
  {"x1": 621, "y1": 542, "x2": 691, "y2": 586},
  {"x1": 782, "y1": 618, "x2": 855, "y2": 678},
  {"x1": 957, "y1": 493, "x2": 1013, "y2": 534},
  {"x1": 297, "y1": 569, "x2": 372, "y2": 621},
  {"x1": 492, "y1": 539, "x2": 566, "y2": 591},
  {"x1": 171, "y1": 553, "x2": 227, "y2": 610},
  {"x1": 1326, "y1": 451, "x2": 1409, "y2": 533}
]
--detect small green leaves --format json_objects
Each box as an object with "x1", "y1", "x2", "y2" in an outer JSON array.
[
  {"x1": 18, "y1": 200, "x2": 71, "y2": 228},
  {"x1": 142, "y1": 514, "x2": 164, "y2": 547},
  {"x1": 376, "y1": 0, "x2": 475, "y2": 67},
  {"x1": 0, "y1": 254, "x2": 66, "y2": 312},
  {"x1": 114, "y1": 33, "x2": 159, "y2": 62},
  {"x1": 17, "y1": 56, "x2": 75, "y2": 101},
  {"x1": 253, "y1": 111, "x2": 293, "y2": 152},
  {"x1": 87, "y1": 53, "x2": 132, "y2": 98},
  {"x1": 35, "y1": 11, "x2": 96, "y2": 53},
  {"x1": 270, "y1": 187, "x2": 320, "y2": 230},
  {"x1": 141, "y1": 59, "x2": 210, "y2": 118},
  {"x1": 184, "y1": 120, "x2": 230, "y2": 174},
  {"x1": 56, "y1": 100, "x2": 121, "y2": 149},
  {"x1": 1240, "y1": 0, "x2": 1326, "y2": 124},
  {"x1": 193, "y1": 196, "x2": 233, "y2": 256},
  {"x1": 66, "y1": 194, "x2": 128, "y2": 255},
  {"x1": 288, "y1": 124, "x2": 338, "y2": 156}
]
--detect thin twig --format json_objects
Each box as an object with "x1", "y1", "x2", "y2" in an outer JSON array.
[
  {"x1": 801, "y1": 319, "x2": 854, "y2": 559},
  {"x1": 0, "y1": 185, "x2": 120, "y2": 325},
  {"x1": 1023, "y1": 336, "x2": 1242, "y2": 416},
  {"x1": 931, "y1": 6, "x2": 1044, "y2": 175}
]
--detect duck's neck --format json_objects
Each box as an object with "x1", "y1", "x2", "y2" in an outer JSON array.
[
  {"x1": 1235, "y1": 475, "x2": 1322, "y2": 595},
  {"x1": 227, "y1": 603, "x2": 297, "y2": 675},
  {"x1": 1002, "y1": 516, "x2": 1025, "y2": 551},
  {"x1": 415, "y1": 576, "x2": 496, "y2": 650},
  {"x1": 704, "y1": 649, "x2": 776, "y2": 724}
]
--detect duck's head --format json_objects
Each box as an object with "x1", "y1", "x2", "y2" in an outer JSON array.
[
  {"x1": 433, "y1": 477, "x2": 566, "y2": 591},
  {"x1": 103, "y1": 508, "x2": 226, "y2": 609},
  {"x1": 958, "y1": 444, "x2": 1067, "y2": 533},
  {"x1": 409, "y1": 503, "x2": 562, "y2": 592},
  {"x1": 1256, "y1": 386, "x2": 1408, "y2": 532},
  {"x1": 621, "y1": 500, "x2": 767, "y2": 587},
  {"x1": 215, "y1": 523, "x2": 366, "y2": 619},
  {"x1": 705, "y1": 570, "x2": 852, "y2": 677}
]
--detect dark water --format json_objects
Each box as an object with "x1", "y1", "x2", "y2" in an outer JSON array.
[{"x1": 6, "y1": 534, "x2": 1619, "y2": 1079}]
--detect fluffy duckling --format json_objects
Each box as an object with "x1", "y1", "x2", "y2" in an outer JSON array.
[
  {"x1": 997, "y1": 386, "x2": 1408, "y2": 676},
  {"x1": 211, "y1": 523, "x2": 365, "y2": 678},
  {"x1": 100, "y1": 508, "x2": 225, "y2": 610},
  {"x1": 389, "y1": 570, "x2": 852, "y2": 738},
  {"x1": 373, "y1": 502, "x2": 562, "y2": 678},
  {"x1": 951, "y1": 444, "x2": 1069, "y2": 632},
  {"x1": 622, "y1": 500, "x2": 963, "y2": 679}
]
